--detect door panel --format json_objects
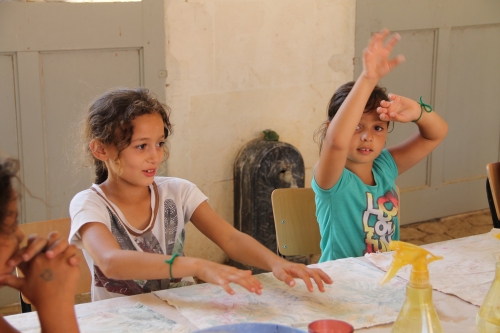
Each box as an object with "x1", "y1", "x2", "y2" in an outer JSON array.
[
  {"x1": 443, "y1": 25, "x2": 500, "y2": 183},
  {"x1": 0, "y1": 54, "x2": 19, "y2": 158},
  {"x1": 0, "y1": 0, "x2": 166, "y2": 223},
  {"x1": 41, "y1": 49, "x2": 142, "y2": 218},
  {"x1": 355, "y1": 0, "x2": 500, "y2": 223}
]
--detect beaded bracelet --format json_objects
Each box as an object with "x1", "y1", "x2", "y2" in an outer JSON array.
[
  {"x1": 165, "y1": 253, "x2": 179, "y2": 279},
  {"x1": 412, "y1": 96, "x2": 433, "y2": 123}
]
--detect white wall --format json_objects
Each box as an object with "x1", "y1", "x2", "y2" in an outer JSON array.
[{"x1": 164, "y1": 0, "x2": 355, "y2": 263}]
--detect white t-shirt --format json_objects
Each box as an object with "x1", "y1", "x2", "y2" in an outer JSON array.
[{"x1": 69, "y1": 177, "x2": 207, "y2": 301}]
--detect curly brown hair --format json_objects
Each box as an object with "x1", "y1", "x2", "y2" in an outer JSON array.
[
  {"x1": 314, "y1": 81, "x2": 391, "y2": 153},
  {"x1": 0, "y1": 157, "x2": 20, "y2": 230},
  {"x1": 83, "y1": 87, "x2": 173, "y2": 184}
]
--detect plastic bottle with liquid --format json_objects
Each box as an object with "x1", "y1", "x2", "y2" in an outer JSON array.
[
  {"x1": 476, "y1": 233, "x2": 500, "y2": 333},
  {"x1": 379, "y1": 241, "x2": 443, "y2": 333}
]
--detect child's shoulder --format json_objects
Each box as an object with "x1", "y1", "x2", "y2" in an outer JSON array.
[{"x1": 154, "y1": 176, "x2": 199, "y2": 192}]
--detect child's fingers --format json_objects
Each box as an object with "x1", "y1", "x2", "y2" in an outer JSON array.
[
  {"x1": 273, "y1": 269, "x2": 296, "y2": 288},
  {"x1": 45, "y1": 238, "x2": 69, "y2": 259},
  {"x1": 226, "y1": 271, "x2": 263, "y2": 295},
  {"x1": 219, "y1": 281, "x2": 235, "y2": 295},
  {"x1": 21, "y1": 236, "x2": 48, "y2": 262},
  {"x1": 0, "y1": 274, "x2": 24, "y2": 290},
  {"x1": 289, "y1": 267, "x2": 315, "y2": 292},
  {"x1": 388, "y1": 55, "x2": 405, "y2": 71},
  {"x1": 384, "y1": 32, "x2": 401, "y2": 53},
  {"x1": 68, "y1": 255, "x2": 80, "y2": 267}
]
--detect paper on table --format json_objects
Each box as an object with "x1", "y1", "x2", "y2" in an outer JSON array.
[
  {"x1": 365, "y1": 229, "x2": 500, "y2": 306},
  {"x1": 10, "y1": 302, "x2": 190, "y2": 333},
  {"x1": 156, "y1": 257, "x2": 406, "y2": 331}
]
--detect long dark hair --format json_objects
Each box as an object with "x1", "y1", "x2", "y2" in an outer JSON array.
[
  {"x1": 83, "y1": 88, "x2": 173, "y2": 184},
  {"x1": 314, "y1": 81, "x2": 390, "y2": 153},
  {"x1": 0, "y1": 157, "x2": 20, "y2": 231}
]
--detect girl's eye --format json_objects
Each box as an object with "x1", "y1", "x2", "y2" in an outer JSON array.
[
  {"x1": 356, "y1": 125, "x2": 361, "y2": 130},
  {"x1": 157, "y1": 141, "x2": 165, "y2": 147},
  {"x1": 375, "y1": 126, "x2": 385, "y2": 132},
  {"x1": 137, "y1": 144, "x2": 146, "y2": 150}
]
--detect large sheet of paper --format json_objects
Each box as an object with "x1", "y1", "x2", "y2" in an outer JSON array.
[
  {"x1": 365, "y1": 229, "x2": 500, "y2": 306},
  {"x1": 157, "y1": 258, "x2": 406, "y2": 330},
  {"x1": 6, "y1": 302, "x2": 189, "y2": 333}
]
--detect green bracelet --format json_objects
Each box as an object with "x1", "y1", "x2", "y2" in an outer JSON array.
[
  {"x1": 165, "y1": 253, "x2": 179, "y2": 279},
  {"x1": 412, "y1": 96, "x2": 433, "y2": 123}
]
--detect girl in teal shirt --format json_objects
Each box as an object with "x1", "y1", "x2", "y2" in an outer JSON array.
[{"x1": 313, "y1": 29, "x2": 448, "y2": 261}]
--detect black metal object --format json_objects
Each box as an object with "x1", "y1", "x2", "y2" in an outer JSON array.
[
  {"x1": 486, "y1": 179, "x2": 500, "y2": 228},
  {"x1": 232, "y1": 138, "x2": 306, "y2": 273},
  {"x1": 20, "y1": 292, "x2": 32, "y2": 313}
]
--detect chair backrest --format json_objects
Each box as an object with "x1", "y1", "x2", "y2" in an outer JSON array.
[
  {"x1": 487, "y1": 162, "x2": 500, "y2": 228},
  {"x1": 18, "y1": 218, "x2": 91, "y2": 296},
  {"x1": 271, "y1": 188, "x2": 321, "y2": 256}
]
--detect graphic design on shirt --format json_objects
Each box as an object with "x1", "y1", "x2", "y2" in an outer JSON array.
[
  {"x1": 164, "y1": 199, "x2": 179, "y2": 255},
  {"x1": 362, "y1": 189, "x2": 399, "y2": 254},
  {"x1": 93, "y1": 207, "x2": 170, "y2": 295}
]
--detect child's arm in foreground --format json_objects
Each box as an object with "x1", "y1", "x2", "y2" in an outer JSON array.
[
  {"x1": 79, "y1": 223, "x2": 263, "y2": 295},
  {"x1": 0, "y1": 246, "x2": 80, "y2": 333},
  {"x1": 315, "y1": 29, "x2": 404, "y2": 190},
  {"x1": 191, "y1": 202, "x2": 333, "y2": 292},
  {"x1": 379, "y1": 95, "x2": 448, "y2": 174}
]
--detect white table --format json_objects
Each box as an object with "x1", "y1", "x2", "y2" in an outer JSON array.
[{"x1": 6, "y1": 246, "x2": 485, "y2": 332}]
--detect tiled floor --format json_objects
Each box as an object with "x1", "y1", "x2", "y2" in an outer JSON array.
[
  {"x1": 400, "y1": 209, "x2": 493, "y2": 245},
  {"x1": 1, "y1": 209, "x2": 495, "y2": 317}
]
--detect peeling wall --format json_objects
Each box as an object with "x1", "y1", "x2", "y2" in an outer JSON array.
[{"x1": 164, "y1": 0, "x2": 355, "y2": 263}]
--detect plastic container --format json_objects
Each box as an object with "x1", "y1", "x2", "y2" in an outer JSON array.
[
  {"x1": 379, "y1": 241, "x2": 443, "y2": 333},
  {"x1": 308, "y1": 319, "x2": 354, "y2": 333},
  {"x1": 476, "y1": 234, "x2": 500, "y2": 333},
  {"x1": 194, "y1": 322, "x2": 306, "y2": 333}
]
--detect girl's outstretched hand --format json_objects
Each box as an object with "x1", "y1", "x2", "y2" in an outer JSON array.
[
  {"x1": 271, "y1": 261, "x2": 332, "y2": 292},
  {"x1": 195, "y1": 260, "x2": 263, "y2": 296},
  {"x1": 362, "y1": 28, "x2": 405, "y2": 81},
  {"x1": 377, "y1": 93, "x2": 421, "y2": 123}
]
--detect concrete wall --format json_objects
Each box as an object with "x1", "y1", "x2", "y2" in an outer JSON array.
[{"x1": 164, "y1": 0, "x2": 355, "y2": 263}]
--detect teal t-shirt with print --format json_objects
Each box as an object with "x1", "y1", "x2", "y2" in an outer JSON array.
[{"x1": 312, "y1": 149, "x2": 400, "y2": 262}]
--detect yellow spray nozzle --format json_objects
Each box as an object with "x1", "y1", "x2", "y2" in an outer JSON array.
[
  {"x1": 495, "y1": 233, "x2": 500, "y2": 241},
  {"x1": 379, "y1": 241, "x2": 442, "y2": 286}
]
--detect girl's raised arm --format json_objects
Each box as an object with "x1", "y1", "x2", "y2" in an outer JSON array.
[
  {"x1": 379, "y1": 94, "x2": 448, "y2": 174},
  {"x1": 315, "y1": 29, "x2": 404, "y2": 190}
]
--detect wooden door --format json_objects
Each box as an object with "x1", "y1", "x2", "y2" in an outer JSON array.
[
  {"x1": 0, "y1": 0, "x2": 167, "y2": 223},
  {"x1": 355, "y1": 0, "x2": 500, "y2": 223}
]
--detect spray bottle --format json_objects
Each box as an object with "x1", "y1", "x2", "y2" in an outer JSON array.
[
  {"x1": 379, "y1": 241, "x2": 443, "y2": 333},
  {"x1": 476, "y1": 233, "x2": 500, "y2": 333}
]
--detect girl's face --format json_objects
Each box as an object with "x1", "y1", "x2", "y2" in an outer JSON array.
[
  {"x1": 0, "y1": 191, "x2": 24, "y2": 276},
  {"x1": 346, "y1": 110, "x2": 388, "y2": 166},
  {"x1": 105, "y1": 113, "x2": 166, "y2": 187}
]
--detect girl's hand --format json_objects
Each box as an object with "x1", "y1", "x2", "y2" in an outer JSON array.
[
  {"x1": 377, "y1": 93, "x2": 421, "y2": 123},
  {"x1": 195, "y1": 260, "x2": 263, "y2": 295},
  {"x1": 271, "y1": 261, "x2": 333, "y2": 292},
  {"x1": 0, "y1": 245, "x2": 80, "y2": 309},
  {"x1": 7, "y1": 231, "x2": 79, "y2": 268},
  {"x1": 362, "y1": 29, "x2": 405, "y2": 81}
]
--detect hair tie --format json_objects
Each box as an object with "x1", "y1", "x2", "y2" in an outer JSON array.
[
  {"x1": 412, "y1": 96, "x2": 433, "y2": 123},
  {"x1": 165, "y1": 253, "x2": 179, "y2": 280}
]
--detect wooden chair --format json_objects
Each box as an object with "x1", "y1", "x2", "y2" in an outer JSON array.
[
  {"x1": 486, "y1": 162, "x2": 500, "y2": 228},
  {"x1": 271, "y1": 188, "x2": 321, "y2": 257},
  {"x1": 17, "y1": 218, "x2": 91, "y2": 312}
]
